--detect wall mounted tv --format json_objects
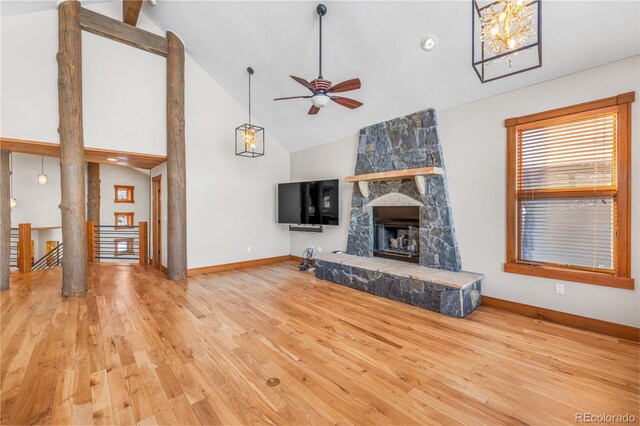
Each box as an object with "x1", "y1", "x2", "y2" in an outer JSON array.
[{"x1": 278, "y1": 179, "x2": 339, "y2": 225}]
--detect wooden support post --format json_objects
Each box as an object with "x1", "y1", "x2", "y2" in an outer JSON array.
[
  {"x1": 166, "y1": 31, "x2": 187, "y2": 280},
  {"x1": 123, "y1": 0, "x2": 143, "y2": 26},
  {"x1": 87, "y1": 162, "x2": 100, "y2": 260},
  {"x1": 138, "y1": 221, "x2": 148, "y2": 265},
  {"x1": 87, "y1": 221, "x2": 95, "y2": 262},
  {"x1": 18, "y1": 223, "x2": 31, "y2": 273},
  {"x1": 58, "y1": 0, "x2": 88, "y2": 296},
  {"x1": 0, "y1": 150, "x2": 10, "y2": 290}
]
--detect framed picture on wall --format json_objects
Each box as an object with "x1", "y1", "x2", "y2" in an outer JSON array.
[
  {"x1": 114, "y1": 212, "x2": 135, "y2": 227},
  {"x1": 114, "y1": 238, "x2": 135, "y2": 256},
  {"x1": 114, "y1": 185, "x2": 135, "y2": 203}
]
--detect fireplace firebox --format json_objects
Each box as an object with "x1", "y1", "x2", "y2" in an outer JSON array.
[{"x1": 373, "y1": 206, "x2": 420, "y2": 264}]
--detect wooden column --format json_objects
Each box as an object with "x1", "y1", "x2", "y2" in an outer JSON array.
[
  {"x1": 87, "y1": 162, "x2": 100, "y2": 260},
  {"x1": 0, "y1": 150, "x2": 10, "y2": 290},
  {"x1": 18, "y1": 223, "x2": 31, "y2": 273},
  {"x1": 86, "y1": 221, "x2": 95, "y2": 262},
  {"x1": 166, "y1": 31, "x2": 187, "y2": 280},
  {"x1": 138, "y1": 221, "x2": 148, "y2": 265},
  {"x1": 58, "y1": 0, "x2": 88, "y2": 296}
]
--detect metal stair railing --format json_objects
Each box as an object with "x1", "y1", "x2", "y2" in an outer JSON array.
[{"x1": 31, "y1": 243, "x2": 63, "y2": 271}]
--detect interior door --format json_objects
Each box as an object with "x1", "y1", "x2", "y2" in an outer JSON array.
[{"x1": 152, "y1": 175, "x2": 162, "y2": 269}]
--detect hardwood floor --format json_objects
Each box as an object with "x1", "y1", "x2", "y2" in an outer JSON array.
[{"x1": 1, "y1": 262, "x2": 638, "y2": 425}]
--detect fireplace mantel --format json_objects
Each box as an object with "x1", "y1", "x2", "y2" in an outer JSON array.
[{"x1": 345, "y1": 166, "x2": 444, "y2": 197}]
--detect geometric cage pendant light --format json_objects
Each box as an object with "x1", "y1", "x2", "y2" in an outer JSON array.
[
  {"x1": 472, "y1": 0, "x2": 542, "y2": 83},
  {"x1": 38, "y1": 156, "x2": 48, "y2": 184},
  {"x1": 235, "y1": 67, "x2": 265, "y2": 158}
]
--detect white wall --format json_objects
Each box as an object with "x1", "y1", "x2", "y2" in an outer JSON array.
[
  {"x1": 291, "y1": 56, "x2": 640, "y2": 327},
  {"x1": 182, "y1": 52, "x2": 290, "y2": 268},
  {"x1": 99, "y1": 164, "x2": 150, "y2": 227},
  {"x1": 1, "y1": 2, "x2": 291, "y2": 270},
  {"x1": 9, "y1": 153, "x2": 61, "y2": 228},
  {"x1": 0, "y1": 2, "x2": 166, "y2": 154}
]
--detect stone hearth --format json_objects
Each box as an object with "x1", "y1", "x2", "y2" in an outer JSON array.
[{"x1": 315, "y1": 253, "x2": 482, "y2": 318}]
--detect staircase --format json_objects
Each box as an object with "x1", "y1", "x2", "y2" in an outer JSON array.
[{"x1": 31, "y1": 243, "x2": 63, "y2": 271}]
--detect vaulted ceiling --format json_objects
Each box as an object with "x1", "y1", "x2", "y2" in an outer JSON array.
[{"x1": 3, "y1": 1, "x2": 639, "y2": 152}]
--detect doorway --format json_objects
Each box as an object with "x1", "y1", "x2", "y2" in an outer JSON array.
[{"x1": 152, "y1": 175, "x2": 162, "y2": 270}]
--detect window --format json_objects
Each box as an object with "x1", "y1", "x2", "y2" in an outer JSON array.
[
  {"x1": 505, "y1": 92, "x2": 634, "y2": 289},
  {"x1": 114, "y1": 238, "x2": 134, "y2": 256},
  {"x1": 114, "y1": 212, "x2": 135, "y2": 227},
  {"x1": 114, "y1": 185, "x2": 134, "y2": 203}
]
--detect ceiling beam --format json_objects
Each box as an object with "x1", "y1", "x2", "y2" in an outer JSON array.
[
  {"x1": 123, "y1": 0, "x2": 143, "y2": 27},
  {"x1": 0, "y1": 137, "x2": 167, "y2": 170},
  {"x1": 79, "y1": 7, "x2": 167, "y2": 57}
]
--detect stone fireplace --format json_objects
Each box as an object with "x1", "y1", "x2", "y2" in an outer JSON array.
[
  {"x1": 314, "y1": 109, "x2": 483, "y2": 318},
  {"x1": 346, "y1": 108, "x2": 461, "y2": 272}
]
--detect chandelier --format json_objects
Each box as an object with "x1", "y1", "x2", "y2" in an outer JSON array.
[
  {"x1": 235, "y1": 67, "x2": 265, "y2": 158},
  {"x1": 472, "y1": 0, "x2": 542, "y2": 83}
]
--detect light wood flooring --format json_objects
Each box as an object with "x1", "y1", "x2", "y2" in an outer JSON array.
[{"x1": 1, "y1": 262, "x2": 638, "y2": 425}]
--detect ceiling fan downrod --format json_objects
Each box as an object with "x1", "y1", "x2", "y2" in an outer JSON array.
[{"x1": 317, "y1": 4, "x2": 326, "y2": 80}]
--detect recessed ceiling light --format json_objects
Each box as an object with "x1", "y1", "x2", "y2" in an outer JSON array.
[
  {"x1": 107, "y1": 158, "x2": 118, "y2": 162},
  {"x1": 421, "y1": 35, "x2": 438, "y2": 52}
]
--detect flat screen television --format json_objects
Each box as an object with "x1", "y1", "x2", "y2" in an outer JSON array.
[{"x1": 278, "y1": 179, "x2": 339, "y2": 225}]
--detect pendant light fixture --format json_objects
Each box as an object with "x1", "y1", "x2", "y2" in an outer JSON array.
[
  {"x1": 235, "y1": 67, "x2": 265, "y2": 158},
  {"x1": 38, "y1": 156, "x2": 48, "y2": 184},
  {"x1": 10, "y1": 153, "x2": 17, "y2": 208},
  {"x1": 472, "y1": 0, "x2": 542, "y2": 83}
]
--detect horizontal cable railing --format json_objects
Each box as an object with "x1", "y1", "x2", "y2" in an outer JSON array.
[
  {"x1": 32, "y1": 243, "x2": 63, "y2": 271},
  {"x1": 9, "y1": 228, "x2": 18, "y2": 268},
  {"x1": 94, "y1": 225, "x2": 141, "y2": 261}
]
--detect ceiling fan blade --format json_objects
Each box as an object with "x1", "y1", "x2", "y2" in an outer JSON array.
[
  {"x1": 328, "y1": 78, "x2": 361, "y2": 93},
  {"x1": 308, "y1": 105, "x2": 320, "y2": 115},
  {"x1": 331, "y1": 96, "x2": 363, "y2": 109},
  {"x1": 290, "y1": 75, "x2": 316, "y2": 93},
  {"x1": 273, "y1": 96, "x2": 312, "y2": 101}
]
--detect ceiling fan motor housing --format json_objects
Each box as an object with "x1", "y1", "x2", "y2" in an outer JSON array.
[{"x1": 311, "y1": 79, "x2": 332, "y2": 92}]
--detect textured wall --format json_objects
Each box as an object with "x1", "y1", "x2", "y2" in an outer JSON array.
[{"x1": 346, "y1": 109, "x2": 462, "y2": 272}]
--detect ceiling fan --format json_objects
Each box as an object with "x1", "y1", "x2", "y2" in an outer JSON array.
[{"x1": 274, "y1": 4, "x2": 363, "y2": 115}]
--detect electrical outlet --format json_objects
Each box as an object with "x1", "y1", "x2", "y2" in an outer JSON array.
[
  {"x1": 247, "y1": 246, "x2": 252, "y2": 253},
  {"x1": 555, "y1": 283, "x2": 565, "y2": 295},
  {"x1": 317, "y1": 247, "x2": 322, "y2": 253}
]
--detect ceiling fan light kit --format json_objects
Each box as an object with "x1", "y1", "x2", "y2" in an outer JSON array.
[
  {"x1": 472, "y1": 0, "x2": 542, "y2": 83},
  {"x1": 273, "y1": 3, "x2": 363, "y2": 115}
]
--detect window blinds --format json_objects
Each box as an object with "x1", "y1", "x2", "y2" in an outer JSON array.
[{"x1": 516, "y1": 111, "x2": 618, "y2": 272}]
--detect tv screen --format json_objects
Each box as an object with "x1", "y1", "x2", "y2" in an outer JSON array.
[{"x1": 278, "y1": 179, "x2": 339, "y2": 225}]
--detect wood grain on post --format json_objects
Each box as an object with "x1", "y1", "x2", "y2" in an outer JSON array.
[
  {"x1": 58, "y1": 0, "x2": 88, "y2": 296},
  {"x1": 86, "y1": 221, "x2": 95, "y2": 262},
  {"x1": 139, "y1": 221, "x2": 148, "y2": 265},
  {"x1": 18, "y1": 223, "x2": 31, "y2": 273},
  {"x1": 123, "y1": 0, "x2": 143, "y2": 26},
  {"x1": 166, "y1": 31, "x2": 187, "y2": 280},
  {"x1": 87, "y1": 162, "x2": 100, "y2": 260},
  {"x1": 0, "y1": 151, "x2": 10, "y2": 290}
]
